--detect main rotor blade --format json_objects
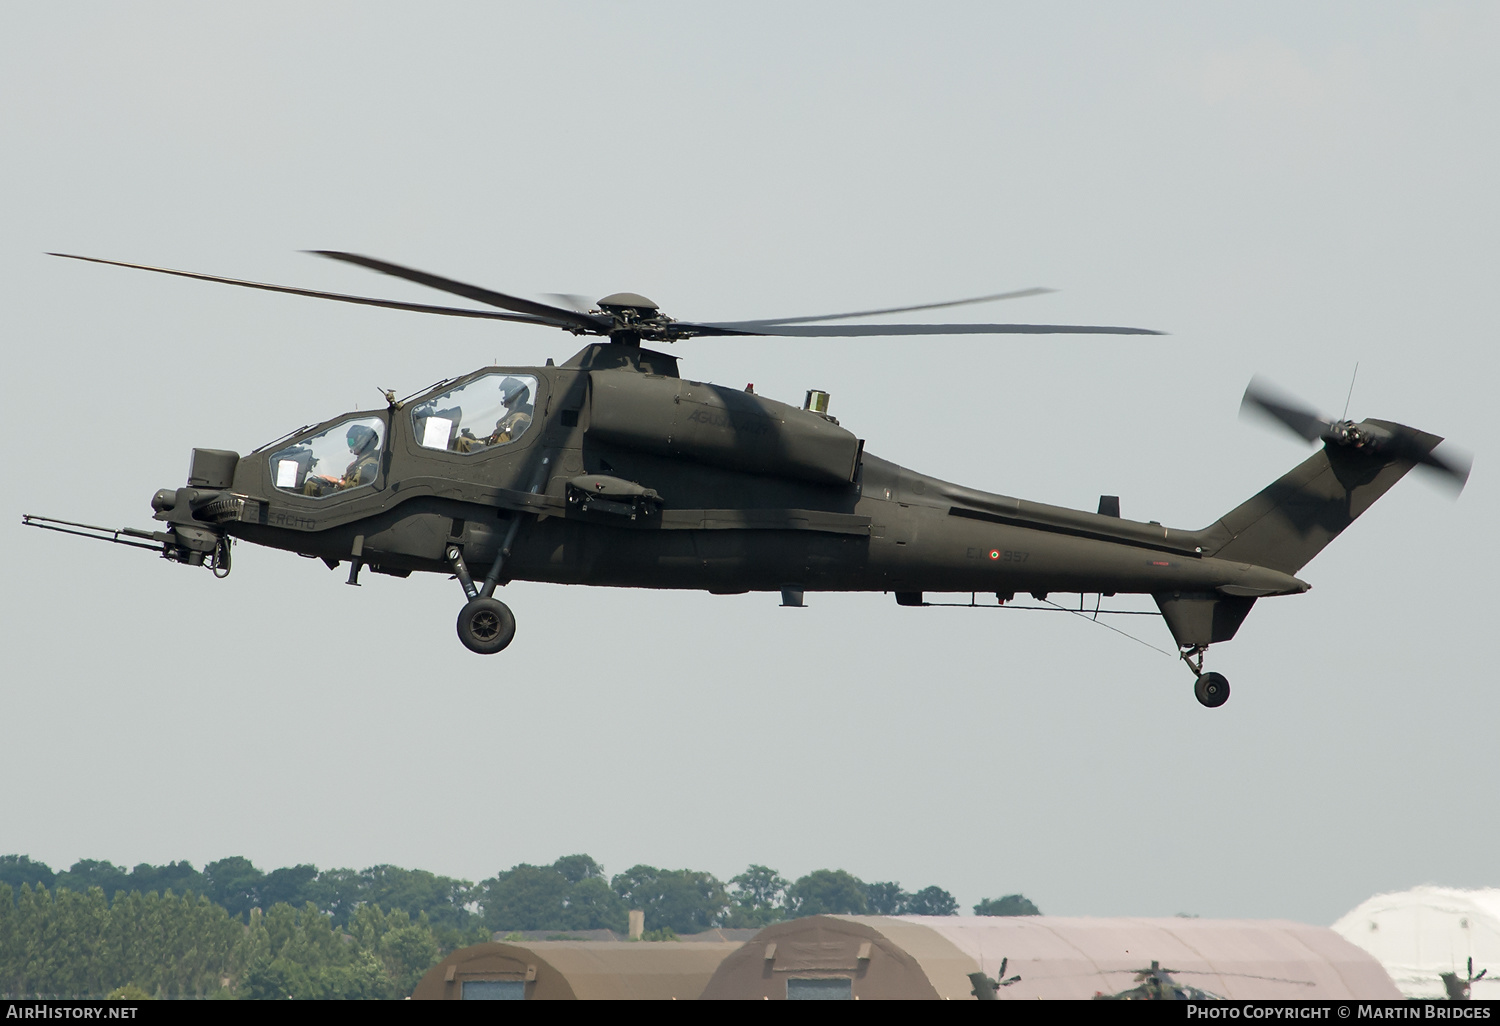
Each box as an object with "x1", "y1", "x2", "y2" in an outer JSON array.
[
  {"x1": 310, "y1": 251, "x2": 605, "y2": 331},
  {"x1": 1240, "y1": 377, "x2": 1331, "y2": 443},
  {"x1": 722, "y1": 287, "x2": 1057, "y2": 327},
  {"x1": 49, "y1": 253, "x2": 566, "y2": 327},
  {"x1": 541, "y1": 292, "x2": 598, "y2": 314},
  {"x1": 680, "y1": 321, "x2": 1164, "y2": 337}
]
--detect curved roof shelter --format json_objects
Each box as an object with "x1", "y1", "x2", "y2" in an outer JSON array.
[
  {"x1": 1333, "y1": 886, "x2": 1500, "y2": 999},
  {"x1": 700, "y1": 915, "x2": 1400, "y2": 1000},
  {"x1": 411, "y1": 940, "x2": 742, "y2": 1000}
]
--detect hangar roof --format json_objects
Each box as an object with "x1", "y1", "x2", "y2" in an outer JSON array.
[
  {"x1": 412, "y1": 940, "x2": 742, "y2": 1000},
  {"x1": 875, "y1": 915, "x2": 1402, "y2": 1000},
  {"x1": 701, "y1": 915, "x2": 1400, "y2": 1000},
  {"x1": 1332, "y1": 886, "x2": 1500, "y2": 999}
]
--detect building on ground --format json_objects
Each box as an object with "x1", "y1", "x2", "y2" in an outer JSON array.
[
  {"x1": 700, "y1": 915, "x2": 1401, "y2": 1000},
  {"x1": 1332, "y1": 886, "x2": 1500, "y2": 1000},
  {"x1": 411, "y1": 940, "x2": 742, "y2": 1000}
]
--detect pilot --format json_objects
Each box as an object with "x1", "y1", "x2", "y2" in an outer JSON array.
[
  {"x1": 484, "y1": 380, "x2": 533, "y2": 446},
  {"x1": 304, "y1": 424, "x2": 381, "y2": 496},
  {"x1": 448, "y1": 379, "x2": 533, "y2": 454}
]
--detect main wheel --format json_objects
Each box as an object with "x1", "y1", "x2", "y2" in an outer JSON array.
[
  {"x1": 1194, "y1": 672, "x2": 1230, "y2": 708},
  {"x1": 456, "y1": 597, "x2": 516, "y2": 654}
]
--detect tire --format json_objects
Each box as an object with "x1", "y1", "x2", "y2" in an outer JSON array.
[
  {"x1": 456, "y1": 597, "x2": 516, "y2": 654},
  {"x1": 1194, "y1": 672, "x2": 1230, "y2": 709}
]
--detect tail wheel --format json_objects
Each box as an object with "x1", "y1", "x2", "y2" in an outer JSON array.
[
  {"x1": 1194, "y1": 672, "x2": 1230, "y2": 708},
  {"x1": 457, "y1": 597, "x2": 516, "y2": 654}
]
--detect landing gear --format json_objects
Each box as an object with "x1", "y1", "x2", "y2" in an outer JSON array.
[
  {"x1": 457, "y1": 597, "x2": 516, "y2": 654},
  {"x1": 1193, "y1": 672, "x2": 1230, "y2": 708},
  {"x1": 1181, "y1": 646, "x2": 1230, "y2": 708},
  {"x1": 447, "y1": 541, "x2": 523, "y2": 654}
]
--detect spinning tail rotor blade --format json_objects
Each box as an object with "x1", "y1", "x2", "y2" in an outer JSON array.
[
  {"x1": 1416, "y1": 444, "x2": 1472, "y2": 492},
  {"x1": 1242, "y1": 376, "x2": 1471, "y2": 496},
  {"x1": 1240, "y1": 377, "x2": 1331, "y2": 443}
]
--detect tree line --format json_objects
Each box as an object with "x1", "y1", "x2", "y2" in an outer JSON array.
[
  {"x1": 0, "y1": 853, "x2": 1039, "y2": 998},
  {"x1": 0, "y1": 883, "x2": 448, "y2": 999}
]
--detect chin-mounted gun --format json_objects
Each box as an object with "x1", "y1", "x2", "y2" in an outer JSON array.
[{"x1": 22, "y1": 448, "x2": 241, "y2": 578}]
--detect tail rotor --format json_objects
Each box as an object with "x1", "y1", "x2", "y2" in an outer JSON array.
[{"x1": 1240, "y1": 377, "x2": 1471, "y2": 495}]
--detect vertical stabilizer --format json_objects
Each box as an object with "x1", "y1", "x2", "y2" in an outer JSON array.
[{"x1": 1199, "y1": 419, "x2": 1439, "y2": 575}]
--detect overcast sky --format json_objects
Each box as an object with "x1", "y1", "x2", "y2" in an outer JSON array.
[{"x1": 2, "y1": 2, "x2": 1495, "y2": 926}]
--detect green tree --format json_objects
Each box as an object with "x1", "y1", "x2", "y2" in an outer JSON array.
[
  {"x1": 19, "y1": 883, "x2": 57, "y2": 996},
  {"x1": 259, "y1": 865, "x2": 318, "y2": 910},
  {"x1": 361, "y1": 865, "x2": 474, "y2": 932},
  {"x1": 127, "y1": 861, "x2": 206, "y2": 900},
  {"x1": 240, "y1": 954, "x2": 294, "y2": 1000},
  {"x1": 727, "y1": 865, "x2": 789, "y2": 927},
  {"x1": 611, "y1": 866, "x2": 729, "y2": 934},
  {"x1": 317, "y1": 949, "x2": 389, "y2": 1000},
  {"x1": 54, "y1": 862, "x2": 130, "y2": 902},
  {"x1": 863, "y1": 881, "x2": 909, "y2": 915},
  {"x1": 563, "y1": 876, "x2": 627, "y2": 932},
  {"x1": 64, "y1": 886, "x2": 111, "y2": 996},
  {"x1": 235, "y1": 900, "x2": 447, "y2": 999},
  {"x1": 905, "y1": 886, "x2": 958, "y2": 916},
  {"x1": 203, "y1": 857, "x2": 264, "y2": 921},
  {"x1": 973, "y1": 894, "x2": 1041, "y2": 916},
  {"x1": 254, "y1": 902, "x2": 361, "y2": 999},
  {"x1": 0, "y1": 883, "x2": 16, "y2": 996},
  {"x1": 306, "y1": 867, "x2": 364, "y2": 928},
  {"x1": 158, "y1": 892, "x2": 238, "y2": 997},
  {"x1": 552, "y1": 854, "x2": 605, "y2": 884},
  {"x1": 233, "y1": 908, "x2": 273, "y2": 994},
  {"x1": 481, "y1": 864, "x2": 570, "y2": 932},
  {"x1": 348, "y1": 906, "x2": 443, "y2": 997},
  {"x1": 787, "y1": 870, "x2": 868, "y2": 917},
  {"x1": 0, "y1": 857, "x2": 55, "y2": 895},
  {"x1": 102, "y1": 890, "x2": 146, "y2": 997}
]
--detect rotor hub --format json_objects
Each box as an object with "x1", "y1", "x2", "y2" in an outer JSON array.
[
  {"x1": 595, "y1": 292, "x2": 684, "y2": 344},
  {"x1": 597, "y1": 292, "x2": 658, "y2": 314},
  {"x1": 1321, "y1": 420, "x2": 1391, "y2": 452}
]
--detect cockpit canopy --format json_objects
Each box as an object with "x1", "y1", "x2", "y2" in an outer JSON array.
[
  {"x1": 411, "y1": 373, "x2": 538, "y2": 455},
  {"x1": 270, "y1": 416, "x2": 385, "y2": 499}
]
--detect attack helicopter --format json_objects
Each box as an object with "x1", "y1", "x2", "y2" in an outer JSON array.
[
  {"x1": 23, "y1": 252, "x2": 1470, "y2": 707},
  {"x1": 1441, "y1": 958, "x2": 1490, "y2": 1002}
]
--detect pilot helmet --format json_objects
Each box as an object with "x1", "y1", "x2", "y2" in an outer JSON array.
[
  {"x1": 501, "y1": 379, "x2": 531, "y2": 408},
  {"x1": 346, "y1": 424, "x2": 378, "y2": 453}
]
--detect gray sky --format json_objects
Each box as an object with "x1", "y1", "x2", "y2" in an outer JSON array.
[{"x1": 2, "y1": 2, "x2": 1495, "y2": 926}]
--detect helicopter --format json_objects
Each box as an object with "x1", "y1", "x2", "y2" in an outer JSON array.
[
  {"x1": 22, "y1": 252, "x2": 1470, "y2": 708},
  {"x1": 1440, "y1": 958, "x2": 1490, "y2": 1001},
  {"x1": 1093, "y1": 961, "x2": 1227, "y2": 1001},
  {"x1": 968, "y1": 959, "x2": 1022, "y2": 999}
]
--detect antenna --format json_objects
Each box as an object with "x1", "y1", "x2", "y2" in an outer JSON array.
[{"x1": 1341, "y1": 362, "x2": 1360, "y2": 421}]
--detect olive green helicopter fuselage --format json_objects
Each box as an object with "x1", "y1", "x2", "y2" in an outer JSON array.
[{"x1": 27, "y1": 252, "x2": 1462, "y2": 708}]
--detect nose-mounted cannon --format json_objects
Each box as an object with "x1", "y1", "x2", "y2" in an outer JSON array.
[{"x1": 23, "y1": 447, "x2": 241, "y2": 577}]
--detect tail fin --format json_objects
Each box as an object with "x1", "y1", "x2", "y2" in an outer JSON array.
[
  {"x1": 1199, "y1": 419, "x2": 1441, "y2": 575},
  {"x1": 1153, "y1": 419, "x2": 1443, "y2": 651}
]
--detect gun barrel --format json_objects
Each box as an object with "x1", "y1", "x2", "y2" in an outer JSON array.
[{"x1": 21, "y1": 514, "x2": 166, "y2": 552}]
